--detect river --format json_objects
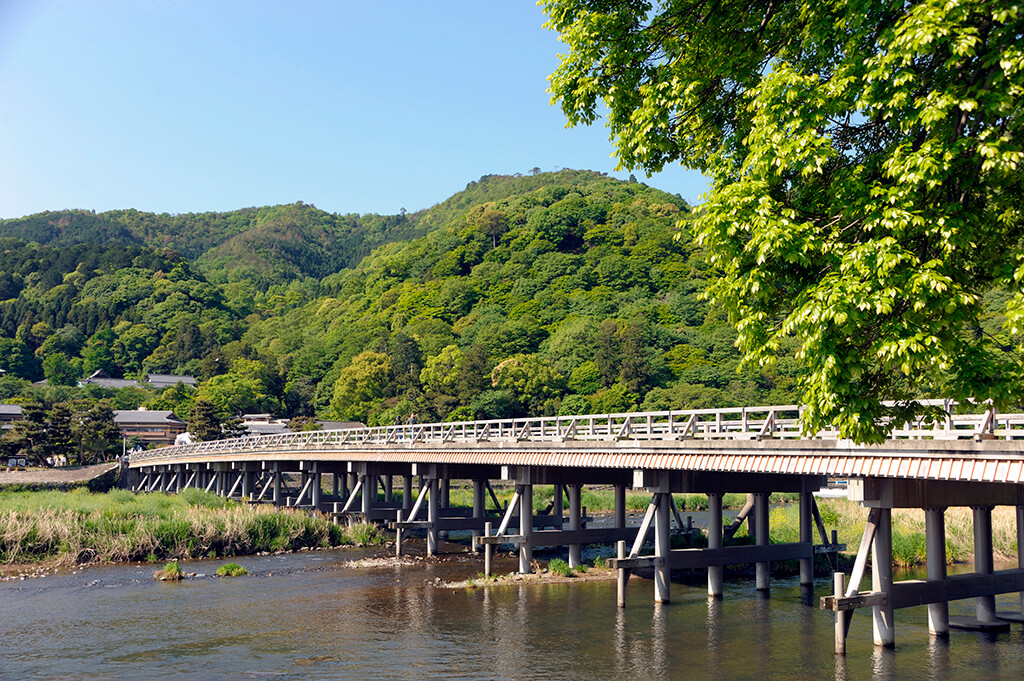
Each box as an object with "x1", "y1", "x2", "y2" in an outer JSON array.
[{"x1": 2, "y1": 544, "x2": 1024, "y2": 681}]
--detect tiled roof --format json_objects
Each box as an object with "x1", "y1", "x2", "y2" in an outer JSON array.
[
  {"x1": 114, "y1": 410, "x2": 186, "y2": 425},
  {"x1": 147, "y1": 374, "x2": 198, "y2": 387},
  {"x1": 244, "y1": 422, "x2": 290, "y2": 436},
  {"x1": 317, "y1": 420, "x2": 366, "y2": 430},
  {"x1": 0, "y1": 404, "x2": 23, "y2": 416},
  {"x1": 81, "y1": 377, "x2": 141, "y2": 389}
]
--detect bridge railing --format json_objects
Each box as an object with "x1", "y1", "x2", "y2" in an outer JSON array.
[{"x1": 128, "y1": 403, "x2": 1024, "y2": 465}]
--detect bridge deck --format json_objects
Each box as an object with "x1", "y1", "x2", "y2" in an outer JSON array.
[{"x1": 129, "y1": 404, "x2": 1024, "y2": 485}]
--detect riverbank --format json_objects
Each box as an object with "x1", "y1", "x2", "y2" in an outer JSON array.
[
  {"x1": 2, "y1": 488, "x2": 1017, "y2": 578},
  {"x1": 0, "y1": 488, "x2": 383, "y2": 572},
  {"x1": 0, "y1": 463, "x2": 119, "y2": 492}
]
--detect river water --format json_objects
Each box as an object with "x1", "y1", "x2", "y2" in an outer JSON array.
[{"x1": 2, "y1": 543, "x2": 1024, "y2": 681}]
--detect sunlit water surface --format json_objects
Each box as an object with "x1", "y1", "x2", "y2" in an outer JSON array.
[{"x1": 2, "y1": 546, "x2": 1024, "y2": 681}]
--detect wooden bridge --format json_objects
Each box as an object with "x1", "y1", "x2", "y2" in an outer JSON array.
[{"x1": 127, "y1": 402, "x2": 1024, "y2": 653}]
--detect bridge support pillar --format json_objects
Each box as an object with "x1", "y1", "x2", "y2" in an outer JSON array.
[
  {"x1": 754, "y1": 492, "x2": 770, "y2": 591},
  {"x1": 1019, "y1": 505, "x2": 1024, "y2": 614},
  {"x1": 272, "y1": 466, "x2": 282, "y2": 506},
  {"x1": 925, "y1": 507, "x2": 949, "y2": 636},
  {"x1": 799, "y1": 490, "x2": 813, "y2": 586},
  {"x1": 519, "y1": 481, "x2": 534, "y2": 574},
  {"x1": 553, "y1": 484, "x2": 564, "y2": 528},
  {"x1": 384, "y1": 475, "x2": 393, "y2": 504},
  {"x1": 360, "y1": 471, "x2": 373, "y2": 517},
  {"x1": 568, "y1": 484, "x2": 582, "y2": 568},
  {"x1": 241, "y1": 470, "x2": 252, "y2": 499},
  {"x1": 427, "y1": 477, "x2": 439, "y2": 556},
  {"x1": 973, "y1": 505, "x2": 997, "y2": 623},
  {"x1": 439, "y1": 478, "x2": 450, "y2": 541},
  {"x1": 654, "y1": 491, "x2": 671, "y2": 604},
  {"x1": 403, "y1": 475, "x2": 412, "y2": 512},
  {"x1": 872, "y1": 507, "x2": 895, "y2": 647},
  {"x1": 708, "y1": 492, "x2": 723, "y2": 598},
  {"x1": 332, "y1": 472, "x2": 339, "y2": 499},
  {"x1": 311, "y1": 464, "x2": 321, "y2": 511},
  {"x1": 472, "y1": 479, "x2": 485, "y2": 552},
  {"x1": 614, "y1": 485, "x2": 626, "y2": 529}
]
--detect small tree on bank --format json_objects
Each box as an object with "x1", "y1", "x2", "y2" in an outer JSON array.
[{"x1": 188, "y1": 398, "x2": 245, "y2": 441}]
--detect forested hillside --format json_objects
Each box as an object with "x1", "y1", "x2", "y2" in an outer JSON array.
[
  {"x1": 0, "y1": 170, "x2": 804, "y2": 436},
  {"x1": 0, "y1": 203, "x2": 426, "y2": 290}
]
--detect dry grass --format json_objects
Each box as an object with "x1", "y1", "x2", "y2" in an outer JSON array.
[{"x1": 769, "y1": 498, "x2": 1019, "y2": 568}]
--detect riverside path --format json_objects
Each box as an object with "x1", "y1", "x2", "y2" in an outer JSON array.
[{"x1": 128, "y1": 402, "x2": 1024, "y2": 654}]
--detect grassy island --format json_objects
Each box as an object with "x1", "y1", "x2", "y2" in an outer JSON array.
[{"x1": 0, "y1": 488, "x2": 382, "y2": 568}]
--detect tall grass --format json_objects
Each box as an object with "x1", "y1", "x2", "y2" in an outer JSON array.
[
  {"x1": 0, "y1": 489, "x2": 384, "y2": 566},
  {"x1": 767, "y1": 498, "x2": 1020, "y2": 568}
]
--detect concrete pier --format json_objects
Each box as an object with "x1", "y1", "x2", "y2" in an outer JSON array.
[
  {"x1": 519, "y1": 482, "x2": 533, "y2": 574},
  {"x1": 925, "y1": 507, "x2": 949, "y2": 636},
  {"x1": 754, "y1": 492, "x2": 770, "y2": 592},
  {"x1": 708, "y1": 492, "x2": 723, "y2": 598},
  {"x1": 799, "y1": 491, "x2": 813, "y2": 586},
  {"x1": 567, "y1": 484, "x2": 582, "y2": 568},
  {"x1": 872, "y1": 508, "x2": 895, "y2": 647}
]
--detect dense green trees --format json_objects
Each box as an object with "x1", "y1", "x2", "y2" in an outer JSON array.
[
  {"x1": 248, "y1": 170, "x2": 765, "y2": 424},
  {"x1": 543, "y1": 0, "x2": 1024, "y2": 441},
  {"x1": 1, "y1": 400, "x2": 117, "y2": 465},
  {"x1": 0, "y1": 170, "x2": 810, "y2": 448}
]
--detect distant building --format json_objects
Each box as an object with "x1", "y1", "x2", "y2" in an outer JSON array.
[
  {"x1": 79, "y1": 369, "x2": 141, "y2": 390},
  {"x1": 0, "y1": 404, "x2": 23, "y2": 423},
  {"x1": 317, "y1": 420, "x2": 366, "y2": 431},
  {"x1": 239, "y1": 413, "x2": 289, "y2": 437},
  {"x1": 242, "y1": 421, "x2": 290, "y2": 436},
  {"x1": 147, "y1": 374, "x2": 198, "y2": 390},
  {"x1": 114, "y1": 409, "x2": 187, "y2": 447},
  {"x1": 0, "y1": 404, "x2": 23, "y2": 435}
]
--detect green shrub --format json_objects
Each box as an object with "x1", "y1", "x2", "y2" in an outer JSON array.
[
  {"x1": 154, "y1": 517, "x2": 193, "y2": 555},
  {"x1": 347, "y1": 522, "x2": 383, "y2": 546},
  {"x1": 548, "y1": 557, "x2": 573, "y2": 577},
  {"x1": 178, "y1": 488, "x2": 228, "y2": 509},
  {"x1": 216, "y1": 562, "x2": 248, "y2": 577},
  {"x1": 246, "y1": 513, "x2": 284, "y2": 549},
  {"x1": 154, "y1": 560, "x2": 184, "y2": 581}
]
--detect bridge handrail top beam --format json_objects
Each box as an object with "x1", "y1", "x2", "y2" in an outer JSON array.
[{"x1": 127, "y1": 401, "x2": 1023, "y2": 465}]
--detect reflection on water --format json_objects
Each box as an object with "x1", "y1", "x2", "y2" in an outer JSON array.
[{"x1": 2, "y1": 549, "x2": 1024, "y2": 681}]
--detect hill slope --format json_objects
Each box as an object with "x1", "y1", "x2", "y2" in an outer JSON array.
[
  {"x1": 0, "y1": 203, "x2": 425, "y2": 290},
  {"x1": 0, "y1": 170, "x2": 802, "y2": 424}
]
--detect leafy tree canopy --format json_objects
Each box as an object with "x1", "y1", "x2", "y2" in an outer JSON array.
[{"x1": 543, "y1": 0, "x2": 1024, "y2": 441}]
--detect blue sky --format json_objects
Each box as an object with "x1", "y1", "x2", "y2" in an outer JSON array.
[{"x1": 0, "y1": 1, "x2": 708, "y2": 219}]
